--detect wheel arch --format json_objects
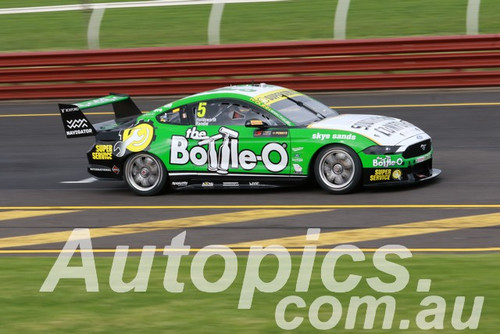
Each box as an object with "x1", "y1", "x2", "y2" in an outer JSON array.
[
  {"x1": 311, "y1": 143, "x2": 363, "y2": 194},
  {"x1": 123, "y1": 151, "x2": 169, "y2": 196},
  {"x1": 308, "y1": 142, "x2": 358, "y2": 180}
]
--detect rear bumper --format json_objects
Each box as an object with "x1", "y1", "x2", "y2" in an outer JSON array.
[{"x1": 88, "y1": 164, "x2": 123, "y2": 179}]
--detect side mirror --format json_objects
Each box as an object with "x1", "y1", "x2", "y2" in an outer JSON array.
[{"x1": 245, "y1": 119, "x2": 269, "y2": 128}]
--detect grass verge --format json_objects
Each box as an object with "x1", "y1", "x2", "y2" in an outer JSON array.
[
  {"x1": 0, "y1": 253, "x2": 499, "y2": 333},
  {"x1": 1, "y1": 0, "x2": 500, "y2": 52}
]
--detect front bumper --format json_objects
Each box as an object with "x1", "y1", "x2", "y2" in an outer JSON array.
[
  {"x1": 363, "y1": 158, "x2": 441, "y2": 186},
  {"x1": 416, "y1": 168, "x2": 441, "y2": 182}
]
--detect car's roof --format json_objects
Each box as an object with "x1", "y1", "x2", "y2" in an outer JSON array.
[
  {"x1": 189, "y1": 83, "x2": 288, "y2": 99},
  {"x1": 145, "y1": 83, "x2": 299, "y2": 126}
]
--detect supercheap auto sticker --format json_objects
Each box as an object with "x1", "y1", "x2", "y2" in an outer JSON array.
[
  {"x1": 115, "y1": 122, "x2": 155, "y2": 157},
  {"x1": 89, "y1": 122, "x2": 155, "y2": 162},
  {"x1": 253, "y1": 88, "x2": 301, "y2": 105},
  {"x1": 369, "y1": 169, "x2": 403, "y2": 181}
]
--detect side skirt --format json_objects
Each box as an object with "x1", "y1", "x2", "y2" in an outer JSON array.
[{"x1": 168, "y1": 172, "x2": 308, "y2": 190}]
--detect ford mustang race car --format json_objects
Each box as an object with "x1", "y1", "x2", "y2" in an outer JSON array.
[{"x1": 59, "y1": 84, "x2": 440, "y2": 195}]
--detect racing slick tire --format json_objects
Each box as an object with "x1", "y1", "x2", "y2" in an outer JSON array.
[
  {"x1": 124, "y1": 153, "x2": 168, "y2": 196},
  {"x1": 314, "y1": 145, "x2": 362, "y2": 194}
]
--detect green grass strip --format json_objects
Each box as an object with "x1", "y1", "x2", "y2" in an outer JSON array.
[
  {"x1": 1, "y1": 0, "x2": 500, "y2": 52},
  {"x1": 0, "y1": 254, "x2": 499, "y2": 333}
]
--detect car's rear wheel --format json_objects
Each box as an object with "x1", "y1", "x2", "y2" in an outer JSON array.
[
  {"x1": 314, "y1": 145, "x2": 362, "y2": 194},
  {"x1": 124, "y1": 153, "x2": 167, "y2": 196}
]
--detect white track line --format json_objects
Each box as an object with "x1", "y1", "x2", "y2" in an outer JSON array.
[{"x1": 60, "y1": 177, "x2": 98, "y2": 184}]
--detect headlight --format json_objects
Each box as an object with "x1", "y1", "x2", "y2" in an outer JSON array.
[{"x1": 363, "y1": 146, "x2": 401, "y2": 155}]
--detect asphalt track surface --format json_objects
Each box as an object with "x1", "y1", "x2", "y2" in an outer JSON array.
[{"x1": 1, "y1": 88, "x2": 500, "y2": 253}]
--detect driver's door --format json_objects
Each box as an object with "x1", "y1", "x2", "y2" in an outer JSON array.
[{"x1": 183, "y1": 98, "x2": 291, "y2": 177}]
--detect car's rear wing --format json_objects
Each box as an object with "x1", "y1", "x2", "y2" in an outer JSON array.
[{"x1": 59, "y1": 93, "x2": 142, "y2": 138}]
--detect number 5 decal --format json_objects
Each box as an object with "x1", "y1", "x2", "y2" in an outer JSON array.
[{"x1": 197, "y1": 102, "x2": 207, "y2": 118}]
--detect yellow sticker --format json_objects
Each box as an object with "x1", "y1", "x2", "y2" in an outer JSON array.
[
  {"x1": 254, "y1": 88, "x2": 302, "y2": 105},
  {"x1": 92, "y1": 144, "x2": 113, "y2": 160},
  {"x1": 122, "y1": 123, "x2": 154, "y2": 152},
  {"x1": 369, "y1": 169, "x2": 391, "y2": 181},
  {"x1": 197, "y1": 102, "x2": 207, "y2": 118},
  {"x1": 392, "y1": 169, "x2": 402, "y2": 180}
]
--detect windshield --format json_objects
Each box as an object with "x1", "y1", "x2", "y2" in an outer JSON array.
[{"x1": 269, "y1": 94, "x2": 338, "y2": 126}]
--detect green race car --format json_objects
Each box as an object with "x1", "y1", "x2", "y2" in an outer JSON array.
[{"x1": 59, "y1": 84, "x2": 440, "y2": 195}]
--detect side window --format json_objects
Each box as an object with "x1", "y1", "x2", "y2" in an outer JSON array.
[
  {"x1": 191, "y1": 100, "x2": 283, "y2": 126},
  {"x1": 156, "y1": 107, "x2": 189, "y2": 125},
  {"x1": 193, "y1": 101, "x2": 227, "y2": 125}
]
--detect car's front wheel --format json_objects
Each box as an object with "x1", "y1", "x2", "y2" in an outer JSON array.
[
  {"x1": 124, "y1": 153, "x2": 167, "y2": 196},
  {"x1": 314, "y1": 145, "x2": 362, "y2": 194}
]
